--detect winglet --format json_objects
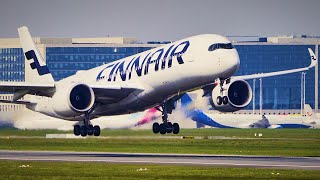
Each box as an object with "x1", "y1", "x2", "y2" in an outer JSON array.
[
  {"x1": 18, "y1": 26, "x2": 55, "y2": 84},
  {"x1": 308, "y1": 48, "x2": 317, "y2": 68}
]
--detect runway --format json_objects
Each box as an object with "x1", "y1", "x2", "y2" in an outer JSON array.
[{"x1": 0, "y1": 150, "x2": 319, "y2": 170}]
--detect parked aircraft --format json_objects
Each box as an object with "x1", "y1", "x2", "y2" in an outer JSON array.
[{"x1": 178, "y1": 94, "x2": 318, "y2": 129}]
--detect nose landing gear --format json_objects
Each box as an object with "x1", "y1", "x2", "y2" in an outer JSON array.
[
  {"x1": 216, "y1": 96, "x2": 228, "y2": 105},
  {"x1": 216, "y1": 78, "x2": 229, "y2": 105}
]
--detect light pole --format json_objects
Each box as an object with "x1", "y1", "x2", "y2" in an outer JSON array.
[
  {"x1": 301, "y1": 72, "x2": 306, "y2": 116},
  {"x1": 253, "y1": 79, "x2": 256, "y2": 114},
  {"x1": 303, "y1": 72, "x2": 306, "y2": 115},
  {"x1": 315, "y1": 44, "x2": 318, "y2": 113},
  {"x1": 301, "y1": 72, "x2": 303, "y2": 115},
  {"x1": 259, "y1": 78, "x2": 262, "y2": 115}
]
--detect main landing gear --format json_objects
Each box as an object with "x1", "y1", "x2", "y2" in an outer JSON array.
[
  {"x1": 73, "y1": 124, "x2": 100, "y2": 137},
  {"x1": 73, "y1": 111, "x2": 101, "y2": 137},
  {"x1": 152, "y1": 102, "x2": 180, "y2": 135}
]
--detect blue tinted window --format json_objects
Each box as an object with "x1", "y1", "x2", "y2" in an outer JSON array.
[
  {"x1": 0, "y1": 48, "x2": 24, "y2": 82},
  {"x1": 235, "y1": 45, "x2": 315, "y2": 110}
]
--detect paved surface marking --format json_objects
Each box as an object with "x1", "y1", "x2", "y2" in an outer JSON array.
[{"x1": 0, "y1": 150, "x2": 319, "y2": 170}]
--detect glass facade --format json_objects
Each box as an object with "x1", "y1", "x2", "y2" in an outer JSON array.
[
  {"x1": 234, "y1": 45, "x2": 316, "y2": 109},
  {"x1": 0, "y1": 48, "x2": 24, "y2": 81},
  {"x1": 46, "y1": 47, "x2": 152, "y2": 81}
]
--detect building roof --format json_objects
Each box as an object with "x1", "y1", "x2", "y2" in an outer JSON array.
[{"x1": 0, "y1": 35, "x2": 319, "y2": 48}]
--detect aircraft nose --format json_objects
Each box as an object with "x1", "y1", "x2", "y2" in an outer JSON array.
[
  {"x1": 220, "y1": 49, "x2": 240, "y2": 78},
  {"x1": 231, "y1": 49, "x2": 240, "y2": 71}
]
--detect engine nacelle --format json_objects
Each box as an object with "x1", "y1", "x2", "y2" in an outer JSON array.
[
  {"x1": 210, "y1": 79, "x2": 252, "y2": 112},
  {"x1": 51, "y1": 83, "x2": 95, "y2": 117}
]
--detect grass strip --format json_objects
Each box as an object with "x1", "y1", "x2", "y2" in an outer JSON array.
[
  {"x1": 0, "y1": 137, "x2": 319, "y2": 157},
  {"x1": 0, "y1": 128, "x2": 319, "y2": 139},
  {"x1": 1, "y1": 160, "x2": 319, "y2": 179}
]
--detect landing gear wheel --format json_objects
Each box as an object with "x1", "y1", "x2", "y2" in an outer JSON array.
[
  {"x1": 166, "y1": 122, "x2": 173, "y2": 133},
  {"x1": 74, "y1": 125, "x2": 80, "y2": 136},
  {"x1": 154, "y1": 100, "x2": 182, "y2": 135},
  {"x1": 80, "y1": 126, "x2": 88, "y2": 137},
  {"x1": 159, "y1": 123, "x2": 167, "y2": 134},
  {"x1": 217, "y1": 96, "x2": 223, "y2": 105},
  {"x1": 222, "y1": 96, "x2": 228, "y2": 105},
  {"x1": 87, "y1": 125, "x2": 94, "y2": 136},
  {"x1": 93, "y1": 125, "x2": 101, "y2": 136},
  {"x1": 79, "y1": 104, "x2": 100, "y2": 137},
  {"x1": 172, "y1": 123, "x2": 180, "y2": 134},
  {"x1": 152, "y1": 122, "x2": 160, "y2": 134}
]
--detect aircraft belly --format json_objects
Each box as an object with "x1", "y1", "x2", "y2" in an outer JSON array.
[
  {"x1": 93, "y1": 100, "x2": 155, "y2": 116},
  {"x1": 92, "y1": 91, "x2": 158, "y2": 116}
]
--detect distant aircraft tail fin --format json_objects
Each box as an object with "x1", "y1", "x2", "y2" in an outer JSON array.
[
  {"x1": 180, "y1": 93, "x2": 193, "y2": 107},
  {"x1": 18, "y1": 26, "x2": 55, "y2": 84},
  {"x1": 308, "y1": 48, "x2": 318, "y2": 68},
  {"x1": 180, "y1": 91, "x2": 209, "y2": 109},
  {"x1": 304, "y1": 104, "x2": 316, "y2": 118},
  {"x1": 180, "y1": 93, "x2": 234, "y2": 128}
]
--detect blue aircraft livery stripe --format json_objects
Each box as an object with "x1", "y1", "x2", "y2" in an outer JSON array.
[{"x1": 277, "y1": 124, "x2": 311, "y2": 128}]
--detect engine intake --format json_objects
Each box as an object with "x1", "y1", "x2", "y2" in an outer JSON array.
[
  {"x1": 52, "y1": 83, "x2": 95, "y2": 117},
  {"x1": 69, "y1": 84, "x2": 94, "y2": 112},
  {"x1": 210, "y1": 79, "x2": 252, "y2": 112}
]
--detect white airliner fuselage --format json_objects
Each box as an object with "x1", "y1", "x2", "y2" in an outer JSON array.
[
  {"x1": 33, "y1": 34, "x2": 240, "y2": 119},
  {"x1": 0, "y1": 27, "x2": 316, "y2": 136}
]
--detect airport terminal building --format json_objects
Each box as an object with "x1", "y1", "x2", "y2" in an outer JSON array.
[{"x1": 0, "y1": 35, "x2": 319, "y2": 114}]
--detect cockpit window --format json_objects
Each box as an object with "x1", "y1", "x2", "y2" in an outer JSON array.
[{"x1": 208, "y1": 43, "x2": 234, "y2": 51}]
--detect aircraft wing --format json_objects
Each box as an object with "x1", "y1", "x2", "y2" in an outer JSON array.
[
  {"x1": 0, "y1": 99, "x2": 33, "y2": 104},
  {"x1": 0, "y1": 81, "x2": 55, "y2": 100},
  {"x1": 232, "y1": 48, "x2": 317, "y2": 80},
  {"x1": 0, "y1": 81, "x2": 143, "y2": 105},
  {"x1": 89, "y1": 84, "x2": 144, "y2": 104}
]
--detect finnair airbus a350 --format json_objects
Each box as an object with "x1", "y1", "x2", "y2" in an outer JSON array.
[{"x1": 0, "y1": 27, "x2": 317, "y2": 136}]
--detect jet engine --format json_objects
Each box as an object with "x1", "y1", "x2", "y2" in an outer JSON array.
[
  {"x1": 51, "y1": 83, "x2": 95, "y2": 117},
  {"x1": 210, "y1": 79, "x2": 252, "y2": 112}
]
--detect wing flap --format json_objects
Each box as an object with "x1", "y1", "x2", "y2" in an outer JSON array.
[
  {"x1": 0, "y1": 99, "x2": 33, "y2": 105},
  {"x1": 0, "y1": 81, "x2": 55, "y2": 97}
]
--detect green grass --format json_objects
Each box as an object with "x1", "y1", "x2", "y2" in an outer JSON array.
[
  {"x1": 0, "y1": 128, "x2": 70, "y2": 137},
  {"x1": 0, "y1": 129, "x2": 319, "y2": 156},
  {"x1": 1, "y1": 128, "x2": 320, "y2": 139},
  {"x1": 0, "y1": 136, "x2": 319, "y2": 157},
  {"x1": 0, "y1": 160, "x2": 319, "y2": 179}
]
